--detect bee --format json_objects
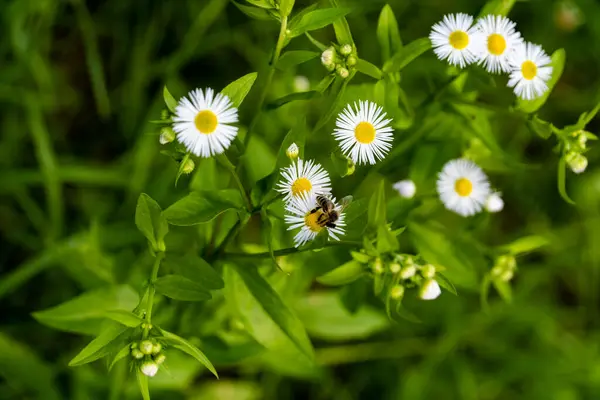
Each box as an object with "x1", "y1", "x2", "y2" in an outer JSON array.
[{"x1": 310, "y1": 195, "x2": 352, "y2": 229}]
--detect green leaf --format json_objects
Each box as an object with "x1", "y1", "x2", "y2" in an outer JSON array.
[
  {"x1": 317, "y1": 260, "x2": 365, "y2": 286},
  {"x1": 330, "y1": 151, "x2": 352, "y2": 177},
  {"x1": 175, "y1": 153, "x2": 191, "y2": 187},
  {"x1": 135, "y1": 193, "x2": 168, "y2": 251},
  {"x1": 478, "y1": 0, "x2": 517, "y2": 17},
  {"x1": 266, "y1": 91, "x2": 320, "y2": 110},
  {"x1": 221, "y1": 72, "x2": 258, "y2": 107},
  {"x1": 69, "y1": 322, "x2": 129, "y2": 366},
  {"x1": 163, "y1": 255, "x2": 224, "y2": 291},
  {"x1": 288, "y1": 8, "x2": 351, "y2": 38},
  {"x1": 517, "y1": 49, "x2": 565, "y2": 113},
  {"x1": 279, "y1": 0, "x2": 295, "y2": 17},
  {"x1": 103, "y1": 310, "x2": 143, "y2": 327},
  {"x1": 558, "y1": 156, "x2": 576, "y2": 205},
  {"x1": 136, "y1": 369, "x2": 151, "y2": 400},
  {"x1": 329, "y1": 0, "x2": 354, "y2": 45},
  {"x1": 376, "y1": 224, "x2": 399, "y2": 253},
  {"x1": 356, "y1": 59, "x2": 383, "y2": 80},
  {"x1": 350, "y1": 250, "x2": 371, "y2": 263},
  {"x1": 499, "y1": 235, "x2": 549, "y2": 255},
  {"x1": 295, "y1": 291, "x2": 388, "y2": 341},
  {"x1": 528, "y1": 116, "x2": 554, "y2": 139},
  {"x1": 154, "y1": 275, "x2": 212, "y2": 301},
  {"x1": 229, "y1": 264, "x2": 314, "y2": 359},
  {"x1": 492, "y1": 279, "x2": 513, "y2": 303},
  {"x1": 368, "y1": 180, "x2": 386, "y2": 229},
  {"x1": 305, "y1": 31, "x2": 328, "y2": 51},
  {"x1": 383, "y1": 38, "x2": 432, "y2": 74},
  {"x1": 377, "y1": 4, "x2": 402, "y2": 62},
  {"x1": 108, "y1": 343, "x2": 132, "y2": 371},
  {"x1": 315, "y1": 74, "x2": 336, "y2": 92},
  {"x1": 163, "y1": 189, "x2": 244, "y2": 226},
  {"x1": 32, "y1": 285, "x2": 139, "y2": 335},
  {"x1": 163, "y1": 86, "x2": 177, "y2": 113},
  {"x1": 435, "y1": 273, "x2": 457, "y2": 296},
  {"x1": 158, "y1": 328, "x2": 218, "y2": 377},
  {"x1": 233, "y1": 1, "x2": 277, "y2": 21},
  {"x1": 0, "y1": 333, "x2": 61, "y2": 400},
  {"x1": 245, "y1": 0, "x2": 274, "y2": 8},
  {"x1": 276, "y1": 50, "x2": 319, "y2": 70},
  {"x1": 261, "y1": 210, "x2": 279, "y2": 269}
]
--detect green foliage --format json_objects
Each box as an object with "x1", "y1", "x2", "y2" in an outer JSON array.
[
  {"x1": 288, "y1": 8, "x2": 351, "y2": 38},
  {"x1": 163, "y1": 190, "x2": 244, "y2": 225},
  {"x1": 136, "y1": 193, "x2": 169, "y2": 252}
]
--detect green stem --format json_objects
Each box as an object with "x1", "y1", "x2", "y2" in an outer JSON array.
[
  {"x1": 223, "y1": 240, "x2": 362, "y2": 259},
  {"x1": 244, "y1": 15, "x2": 288, "y2": 147},
  {"x1": 219, "y1": 154, "x2": 253, "y2": 211},
  {"x1": 145, "y1": 252, "x2": 164, "y2": 329}
]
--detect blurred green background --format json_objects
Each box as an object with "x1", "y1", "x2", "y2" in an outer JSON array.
[{"x1": 1, "y1": 0, "x2": 600, "y2": 399}]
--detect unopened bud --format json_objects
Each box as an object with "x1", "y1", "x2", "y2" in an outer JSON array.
[
  {"x1": 485, "y1": 192, "x2": 504, "y2": 213},
  {"x1": 321, "y1": 47, "x2": 335, "y2": 67},
  {"x1": 421, "y1": 264, "x2": 436, "y2": 279},
  {"x1": 154, "y1": 353, "x2": 166, "y2": 365},
  {"x1": 161, "y1": 109, "x2": 170, "y2": 120},
  {"x1": 286, "y1": 143, "x2": 299, "y2": 159},
  {"x1": 131, "y1": 349, "x2": 144, "y2": 359},
  {"x1": 373, "y1": 258, "x2": 384, "y2": 274},
  {"x1": 293, "y1": 75, "x2": 310, "y2": 92},
  {"x1": 419, "y1": 280, "x2": 441, "y2": 300},
  {"x1": 140, "y1": 340, "x2": 154, "y2": 355},
  {"x1": 346, "y1": 55, "x2": 357, "y2": 66},
  {"x1": 182, "y1": 158, "x2": 195, "y2": 174},
  {"x1": 490, "y1": 265, "x2": 503, "y2": 277},
  {"x1": 345, "y1": 157, "x2": 356, "y2": 176},
  {"x1": 497, "y1": 255, "x2": 516, "y2": 270},
  {"x1": 337, "y1": 67, "x2": 349, "y2": 79},
  {"x1": 340, "y1": 44, "x2": 353, "y2": 56},
  {"x1": 393, "y1": 180, "x2": 416, "y2": 199},
  {"x1": 500, "y1": 270, "x2": 514, "y2": 282},
  {"x1": 400, "y1": 265, "x2": 416, "y2": 280},
  {"x1": 566, "y1": 152, "x2": 588, "y2": 174},
  {"x1": 159, "y1": 127, "x2": 175, "y2": 144},
  {"x1": 152, "y1": 343, "x2": 162, "y2": 355},
  {"x1": 389, "y1": 262, "x2": 401, "y2": 274},
  {"x1": 140, "y1": 361, "x2": 159, "y2": 377},
  {"x1": 390, "y1": 285, "x2": 405, "y2": 300}
]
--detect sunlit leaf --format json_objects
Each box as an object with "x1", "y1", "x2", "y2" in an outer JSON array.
[
  {"x1": 356, "y1": 58, "x2": 383, "y2": 80},
  {"x1": 135, "y1": 193, "x2": 168, "y2": 251},
  {"x1": 499, "y1": 235, "x2": 549, "y2": 255},
  {"x1": 288, "y1": 8, "x2": 351, "y2": 38},
  {"x1": 158, "y1": 328, "x2": 218, "y2": 377},
  {"x1": 163, "y1": 86, "x2": 177, "y2": 113},
  {"x1": 222, "y1": 72, "x2": 258, "y2": 107},
  {"x1": 163, "y1": 255, "x2": 224, "y2": 291},
  {"x1": 163, "y1": 189, "x2": 244, "y2": 226},
  {"x1": 377, "y1": 4, "x2": 402, "y2": 62},
  {"x1": 317, "y1": 260, "x2": 365, "y2": 286},
  {"x1": 154, "y1": 275, "x2": 212, "y2": 301},
  {"x1": 266, "y1": 91, "x2": 320, "y2": 110},
  {"x1": 383, "y1": 38, "x2": 431, "y2": 74},
  {"x1": 478, "y1": 0, "x2": 517, "y2": 17},
  {"x1": 276, "y1": 50, "x2": 319, "y2": 70},
  {"x1": 233, "y1": 1, "x2": 277, "y2": 21},
  {"x1": 69, "y1": 322, "x2": 130, "y2": 366}
]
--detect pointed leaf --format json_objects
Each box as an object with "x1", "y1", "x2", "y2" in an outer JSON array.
[
  {"x1": 499, "y1": 235, "x2": 549, "y2": 255},
  {"x1": 163, "y1": 86, "x2": 177, "y2": 113},
  {"x1": 368, "y1": 180, "x2": 386, "y2": 229},
  {"x1": 266, "y1": 91, "x2": 320, "y2": 110},
  {"x1": 233, "y1": 1, "x2": 276, "y2": 21},
  {"x1": 377, "y1": 4, "x2": 402, "y2": 62},
  {"x1": 558, "y1": 156, "x2": 576, "y2": 205},
  {"x1": 288, "y1": 8, "x2": 351, "y2": 38},
  {"x1": 163, "y1": 189, "x2": 244, "y2": 226},
  {"x1": 376, "y1": 224, "x2": 399, "y2": 253},
  {"x1": 356, "y1": 59, "x2": 383, "y2": 80},
  {"x1": 109, "y1": 343, "x2": 132, "y2": 371},
  {"x1": 222, "y1": 72, "x2": 258, "y2": 107},
  {"x1": 329, "y1": 0, "x2": 354, "y2": 45},
  {"x1": 492, "y1": 279, "x2": 513, "y2": 303},
  {"x1": 69, "y1": 322, "x2": 129, "y2": 366},
  {"x1": 136, "y1": 369, "x2": 151, "y2": 400},
  {"x1": 279, "y1": 0, "x2": 295, "y2": 17},
  {"x1": 135, "y1": 193, "x2": 168, "y2": 251},
  {"x1": 317, "y1": 260, "x2": 364, "y2": 286},
  {"x1": 479, "y1": 0, "x2": 517, "y2": 17},
  {"x1": 163, "y1": 255, "x2": 224, "y2": 291},
  {"x1": 435, "y1": 273, "x2": 457, "y2": 296},
  {"x1": 158, "y1": 328, "x2": 218, "y2": 377},
  {"x1": 276, "y1": 50, "x2": 319, "y2": 70},
  {"x1": 103, "y1": 310, "x2": 143, "y2": 327},
  {"x1": 154, "y1": 275, "x2": 212, "y2": 301},
  {"x1": 383, "y1": 38, "x2": 431, "y2": 74}
]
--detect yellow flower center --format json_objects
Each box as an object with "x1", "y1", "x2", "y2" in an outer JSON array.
[
  {"x1": 304, "y1": 211, "x2": 324, "y2": 233},
  {"x1": 354, "y1": 122, "x2": 376, "y2": 144},
  {"x1": 194, "y1": 110, "x2": 218, "y2": 134},
  {"x1": 487, "y1": 33, "x2": 506, "y2": 55},
  {"x1": 455, "y1": 178, "x2": 473, "y2": 197},
  {"x1": 448, "y1": 31, "x2": 469, "y2": 50},
  {"x1": 521, "y1": 60, "x2": 537, "y2": 80},
  {"x1": 291, "y1": 177, "x2": 312, "y2": 197}
]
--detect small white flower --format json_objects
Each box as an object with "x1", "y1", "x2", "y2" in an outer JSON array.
[
  {"x1": 333, "y1": 101, "x2": 394, "y2": 165},
  {"x1": 285, "y1": 194, "x2": 345, "y2": 247},
  {"x1": 419, "y1": 280, "x2": 441, "y2": 300},
  {"x1": 429, "y1": 13, "x2": 484, "y2": 68},
  {"x1": 485, "y1": 192, "x2": 504, "y2": 213},
  {"x1": 437, "y1": 159, "x2": 491, "y2": 217},
  {"x1": 172, "y1": 88, "x2": 238, "y2": 158},
  {"x1": 475, "y1": 15, "x2": 524, "y2": 73},
  {"x1": 286, "y1": 143, "x2": 299, "y2": 159},
  {"x1": 393, "y1": 179, "x2": 416, "y2": 199},
  {"x1": 293, "y1": 76, "x2": 310, "y2": 92},
  {"x1": 508, "y1": 42, "x2": 553, "y2": 100},
  {"x1": 566, "y1": 153, "x2": 588, "y2": 174},
  {"x1": 276, "y1": 159, "x2": 331, "y2": 202},
  {"x1": 140, "y1": 361, "x2": 159, "y2": 377}
]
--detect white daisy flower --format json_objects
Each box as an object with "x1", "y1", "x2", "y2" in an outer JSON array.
[
  {"x1": 437, "y1": 159, "x2": 491, "y2": 217},
  {"x1": 507, "y1": 42, "x2": 553, "y2": 100},
  {"x1": 393, "y1": 179, "x2": 416, "y2": 199},
  {"x1": 172, "y1": 88, "x2": 238, "y2": 158},
  {"x1": 276, "y1": 159, "x2": 331, "y2": 202},
  {"x1": 419, "y1": 280, "x2": 441, "y2": 300},
  {"x1": 284, "y1": 194, "x2": 346, "y2": 248},
  {"x1": 333, "y1": 101, "x2": 394, "y2": 165},
  {"x1": 429, "y1": 13, "x2": 484, "y2": 68},
  {"x1": 475, "y1": 15, "x2": 524, "y2": 73}
]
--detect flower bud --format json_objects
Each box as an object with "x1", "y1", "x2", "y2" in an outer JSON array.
[
  {"x1": 321, "y1": 47, "x2": 335, "y2": 67},
  {"x1": 497, "y1": 255, "x2": 516, "y2": 270},
  {"x1": 337, "y1": 67, "x2": 349, "y2": 79},
  {"x1": 389, "y1": 262, "x2": 401, "y2": 274},
  {"x1": 346, "y1": 55, "x2": 357, "y2": 66},
  {"x1": 293, "y1": 75, "x2": 310, "y2": 92},
  {"x1": 566, "y1": 152, "x2": 588, "y2": 174},
  {"x1": 393, "y1": 180, "x2": 416, "y2": 199},
  {"x1": 372, "y1": 258, "x2": 384, "y2": 274},
  {"x1": 152, "y1": 342, "x2": 162, "y2": 355},
  {"x1": 159, "y1": 127, "x2": 175, "y2": 144},
  {"x1": 182, "y1": 158, "x2": 195, "y2": 174},
  {"x1": 154, "y1": 353, "x2": 166, "y2": 365},
  {"x1": 340, "y1": 44, "x2": 353, "y2": 56},
  {"x1": 140, "y1": 340, "x2": 154, "y2": 355},
  {"x1": 286, "y1": 143, "x2": 299, "y2": 159},
  {"x1": 390, "y1": 285, "x2": 404, "y2": 300},
  {"x1": 400, "y1": 265, "x2": 416, "y2": 280},
  {"x1": 419, "y1": 280, "x2": 441, "y2": 300},
  {"x1": 161, "y1": 109, "x2": 170, "y2": 120},
  {"x1": 421, "y1": 264, "x2": 436, "y2": 279},
  {"x1": 345, "y1": 157, "x2": 356, "y2": 176},
  {"x1": 500, "y1": 270, "x2": 514, "y2": 282},
  {"x1": 131, "y1": 349, "x2": 144, "y2": 359},
  {"x1": 140, "y1": 361, "x2": 159, "y2": 377},
  {"x1": 490, "y1": 265, "x2": 503, "y2": 277},
  {"x1": 485, "y1": 192, "x2": 504, "y2": 213}
]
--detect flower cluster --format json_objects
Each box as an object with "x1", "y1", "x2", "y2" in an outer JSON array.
[
  {"x1": 130, "y1": 337, "x2": 166, "y2": 378},
  {"x1": 564, "y1": 129, "x2": 594, "y2": 174},
  {"x1": 430, "y1": 13, "x2": 553, "y2": 100},
  {"x1": 490, "y1": 254, "x2": 517, "y2": 282},
  {"x1": 321, "y1": 44, "x2": 357, "y2": 79}
]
